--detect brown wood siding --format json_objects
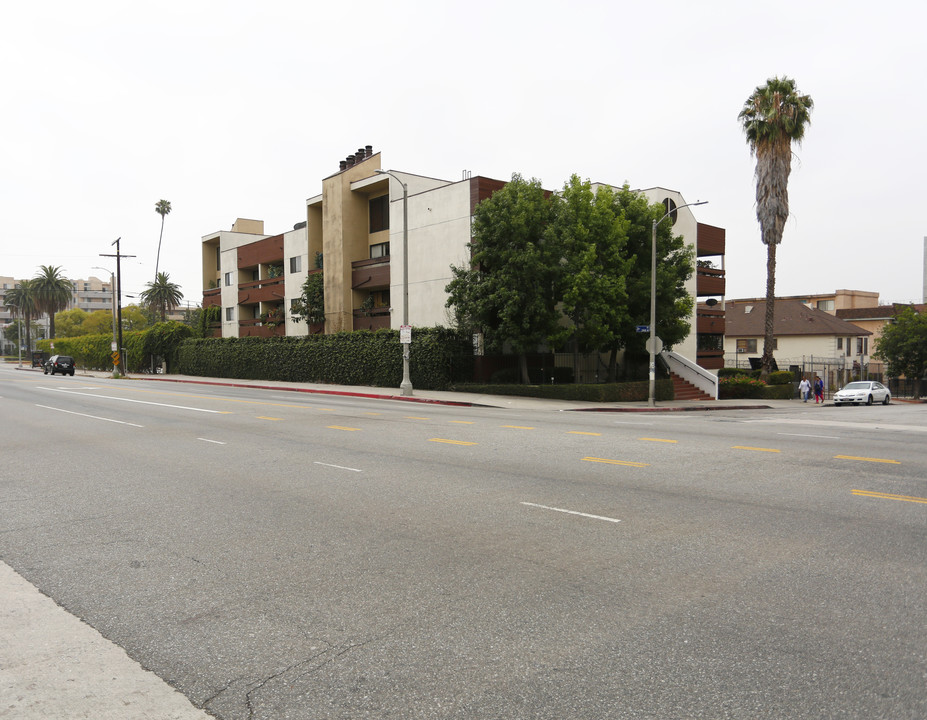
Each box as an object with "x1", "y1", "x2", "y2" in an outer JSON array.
[
  {"x1": 696, "y1": 268, "x2": 725, "y2": 296},
  {"x1": 202, "y1": 288, "x2": 221, "y2": 309},
  {"x1": 351, "y1": 258, "x2": 390, "y2": 289},
  {"x1": 237, "y1": 278, "x2": 285, "y2": 305},
  {"x1": 237, "y1": 234, "x2": 284, "y2": 268},
  {"x1": 697, "y1": 223, "x2": 725, "y2": 256}
]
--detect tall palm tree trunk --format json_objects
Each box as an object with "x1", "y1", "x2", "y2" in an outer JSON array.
[{"x1": 761, "y1": 241, "x2": 777, "y2": 376}]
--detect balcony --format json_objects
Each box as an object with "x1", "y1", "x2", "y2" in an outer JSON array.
[
  {"x1": 696, "y1": 306, "x2": 725, "y2": 335},
  {"x1": 696, "y1": 267, "x2": 725, "y2": 297},
  {"x1": 237, "y1": 234, "x2": 284, "y2": 268},
  {"x1": 353, "y1": 307, "x2": 391, "y2": 331},
  {"x1": 351, "y1": 256, "x2": 390, "y2": 290},
  {"x1": 238, "y1": 277, "x2": 285, "y2": 305},
  {"x1": 203, "y1": 287, "x2": 221, "y2": 308},
  {"x1": 238, "y1": 317, "x2": 284, "y2": 338},
  {"x1": 697, "y1": 223, "x2": 725, "y2": 257},
  {"x1": 696, "y1": 349, "x2": 724, "y2": 370}
]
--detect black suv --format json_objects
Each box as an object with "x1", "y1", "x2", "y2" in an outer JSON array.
[{"x1": 45, "y1": 355, "x2": 75, "y2": 376}]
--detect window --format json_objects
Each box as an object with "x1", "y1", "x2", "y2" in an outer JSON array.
[
  {"x1": 289, "y1": 256, "x2": 302, "y2": 273},
  {"x1": 857, "y1": 337, "x2": 868, "y2": 355},
  {"x1": 216, "y1": 247, "x2": 221, "y2": 271},
  {"x1": 369, "y1": 242, "x2": 390, "y2": 259},
  {"x1": 846, "y1": 338, "x2": 852, "y2": 356},
  {"x1": 224, "y1": 272, "x2": 232, "y2": 287},
  {"x1": 837, "y1": 338, "x2": 843, "y2": 350},
  {"x1": 736, "y1": 339, "x2": 757, "y2": 353},
  {"x1": 369, "y1": 195, "x2": 389, "y2": 233},
  {"x1": 817, "y1": 299, "x2": 834, "y2": 311},
  {"x1": 225, "y1": 307, "x2": 234, "y2": 321}
]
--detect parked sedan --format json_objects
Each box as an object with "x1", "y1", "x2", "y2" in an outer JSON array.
[{"x1": 833, "y1": 381, "x2": 890, "y2": 406}]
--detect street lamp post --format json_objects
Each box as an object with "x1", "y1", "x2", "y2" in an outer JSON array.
[
  {"x1": 649, "y1": 200, "x2": 708, "y2": 407},
  {"x1": 374, "y1": 169, "x2": 413, "y2": 396}
]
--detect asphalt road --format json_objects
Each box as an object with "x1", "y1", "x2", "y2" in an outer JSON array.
[{"x1": 2, "y1": 367, "x2": 925, "y2": 719}]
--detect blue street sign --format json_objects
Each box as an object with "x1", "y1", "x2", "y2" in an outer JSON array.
[{"x1": 636, "y1": 325, "x2": 650, "y2": 333}]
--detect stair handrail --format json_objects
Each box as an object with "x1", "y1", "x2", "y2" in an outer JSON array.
[{"x1": 661, "y1": 350, "x2": 718, "y2": 399}]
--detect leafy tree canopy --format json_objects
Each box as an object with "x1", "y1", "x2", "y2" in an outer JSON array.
[
  {"x1": 290, "y1": 272, "x2": 325, "y2": 326},
  {"x1": 875, "y1": 307, "x2": 927, "y2": 398},
  {"x1": 54, "y1": 308, "x2": 89, "y2": 337}
]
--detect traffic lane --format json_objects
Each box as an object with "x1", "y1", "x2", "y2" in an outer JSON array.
[
  {"x1": 3, "y1": 399, "x2": 925, "y2": 718},
  {"x1": 8, "y1": 413, "x2": 925, "y2": 719}
]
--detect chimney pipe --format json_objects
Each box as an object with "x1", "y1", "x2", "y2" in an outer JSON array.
[
  {"x1": 339, "y1": 161, "x2": 347, "y2": 171},
  {"x1": 346, "y1": 155, "x2": 355, "y2": 167},
  {"x1": 365, "y1": 144, "x2": 373, "y2": 157}
]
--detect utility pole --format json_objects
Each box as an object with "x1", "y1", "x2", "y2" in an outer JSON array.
[{"x1": 100, "y1": 237, "x2": 135, "y2": 376}]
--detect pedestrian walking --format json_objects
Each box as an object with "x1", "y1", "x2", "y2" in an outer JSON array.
[
  {"x1": 814, "y1": 376, "x2": 824, "y2": 404},
  {"x1": 799, "y1": 377, "x2": 811, "y2": 402}
]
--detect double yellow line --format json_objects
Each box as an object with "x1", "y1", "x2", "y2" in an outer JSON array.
[{"x1": 852, "y1": 489, "x2": 927, "y2": 505}]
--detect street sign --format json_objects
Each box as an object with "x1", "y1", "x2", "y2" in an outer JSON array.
[
  {"x1": 111, "y1": 351, "x2": 120, "y2": 365},
  {"x1": 646, "y1": 337, "x2": 664, "y2": 354},
  {"x1": 400, "y1": 325, "x2": 412, "y2": 344},
  {"x1": 636, "y1": 325, "x2": 649, "y2": 333},
  {"x1": 111, "y1": 341, "x2": 117, "y2": 352}
]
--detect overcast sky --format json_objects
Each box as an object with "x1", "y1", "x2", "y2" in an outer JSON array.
[{"x1": 3, "y1": 1, "x2": 925, "y2": 308}]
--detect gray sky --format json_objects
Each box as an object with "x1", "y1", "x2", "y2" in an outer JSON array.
[{"x1": 3, "y1": 1, "x2": 925, "y2": 308}]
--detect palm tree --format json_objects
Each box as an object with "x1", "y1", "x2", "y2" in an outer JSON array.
[
  {"x1": 32, "y1": 265, "x2": 73, "y2": 339},
  {"x1": 154, "y1": 199, "x2": 172, "y2": 280},
  {"x1": 6, "y1": 279, "x2": 38, "y2": 354},
  {"x1": 739, "y1": 76, "x2": 813, "y2": 378},
  {"x1": 140, "y1": 272, "x2": 184, "y2": 321}
]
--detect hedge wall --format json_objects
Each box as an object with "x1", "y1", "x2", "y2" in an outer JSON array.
[
  {"x1": 451, "y1": 379, "x2": 675, "y2": 402},
  {"x1": 175, "y1": 327, "x2": 474, "y2": 391}
]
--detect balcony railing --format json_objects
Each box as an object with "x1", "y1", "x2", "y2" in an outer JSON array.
[
  {"x1": 352, "y1": 307, "x2": 391, "y2": 331},
  {"x1": 238, "y1": 277, "x2": 285, "y2": 305},
  {"x1": 696, "y1": 267, "x2": 725, "y2": 297},
  {"x1": 203, "y1": 287, "x2": 221, "y2": 308},
  {"x1": 239, "y1": 317, "x2": 284, "y2": 338}
]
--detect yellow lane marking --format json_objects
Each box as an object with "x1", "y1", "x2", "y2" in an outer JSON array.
[
  {"x1": 450, "y1": 420, "x2": 475, "y2": 424},
  {"x1": 640, "y1": 437, "x2": 677, "y2": 444},
  {"x1": 429, "y1": 438, "x2": 477, "y2": 446},
  {"x1": 501, "y1": 425, "x2": 535, "y2": 430},
  {"x1": 583, "y1": 456, "x2": 650, "y2": 468},
  {"x1": 567, "y1": 431, "x2": 601, "y2": 436},
  {"x1": 836, "y1": 455, "x2": 900, "y2": 465},
  {"x1": 852, "y1": 489, "x2": 927, "y2": 505},
  {"x1": 364, "y1": 412, "x2": 381, "y2": 416},
  {"x1": 732, "y1": 446, "x2": 781, "y2": 453},
  {"x1": 327, "y1": 425, "x2": 360, "y2": 431},
  {"x1": 257, "y1": 416, "x2": 282, "y2": 421},
  {"x1": 406, "y1": 416, "x2": 429, "y2": 420}
]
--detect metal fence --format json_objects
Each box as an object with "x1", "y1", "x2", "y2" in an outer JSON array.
[{"x1": 724, "y1": 354, "x2": 883, "y2": 398}]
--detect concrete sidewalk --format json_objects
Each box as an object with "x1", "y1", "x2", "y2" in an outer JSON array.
[{"x1": 14, "y1": 364, "x2": 786, "y2": 412}]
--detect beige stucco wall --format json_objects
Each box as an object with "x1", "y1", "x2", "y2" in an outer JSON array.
[
  {"x1": 391, "y1": 179, "x2": 471, "y2": 329},
  {"x1": 283, "y1": 226, "x2": 309, "y2": 336}
]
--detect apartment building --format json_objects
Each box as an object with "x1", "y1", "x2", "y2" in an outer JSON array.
[{"x1": 202, "y1": 146, "x2": 727, "y2": 371}]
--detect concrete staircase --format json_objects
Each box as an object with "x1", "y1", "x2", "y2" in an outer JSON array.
[{"x1": 670, "y1": 371, "x2": 714, "y2": 401}]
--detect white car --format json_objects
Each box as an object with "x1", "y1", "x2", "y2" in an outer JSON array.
[{"x1": 833, "y1": 381, "x2": 891, "y2": 406}]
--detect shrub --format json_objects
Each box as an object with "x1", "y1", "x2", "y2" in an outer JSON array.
[
  {"x1": 718, "y1": 367, "x2": 752, "y2": 378},
  {"x1": 719, "y1": 375, "x2": 767, "y2": 399},
  {"x1": 766, "y1": 370, "x2": 794, "y2": 385}
]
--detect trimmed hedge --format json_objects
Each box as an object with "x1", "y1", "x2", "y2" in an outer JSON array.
[
  {"x1": 36, "y1": 321, "x2": 194, "y2": 373},
  {"x1": 175, "y1": 327, "x2": 474, "y2": 391},
  {"x1": 451, "y1": 379, "x2": 674, "y2": 402}
]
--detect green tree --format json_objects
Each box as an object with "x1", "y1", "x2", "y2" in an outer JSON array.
[
  {"x1": 32, "y1": 265, "x2": 73, "y2": 339},
  {"x1": 446, "y1": 174, "x2": 560, "y2": 383},
  {"x1": 875, "y1": 307, "x2": 927, "y2": 399},
  {"x1": 55, "y1": 308, "x2": 89, "y2": 337},
  {"x1": 83, "y1": 309, "x2": 116, "y2": 336},
  {"x1": 739, "y1": 76, "x2": 813, "y2": 378},
  {"x1": 154, "y1": 199, "x2": 172, "y2": 279},
  {"x1": 550, "y1": 177, "x2": 632, "y2": 381},
  {"x1": 121, "y1": 305, "x2": 151, "y2": 332},
  {"x1": 139, "y1": 272, "x2": 184, "y2": 322},
  {"x1": 5, "y1": 280, "x2": 38, "y2": 354},
  {"x1": 611, "y1": 187, "x2": 694, "y2": 379},
  {"x1": 290, "y1": 272, "x2": 325, "y2": 327}
]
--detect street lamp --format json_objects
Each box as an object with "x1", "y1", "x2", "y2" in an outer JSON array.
[
  {"x1": 374, "y1": 169, "x2": 413, "y2": 396},
  {"x1": 649, "y1": 200, "x2": 708, "y2": 407}
]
